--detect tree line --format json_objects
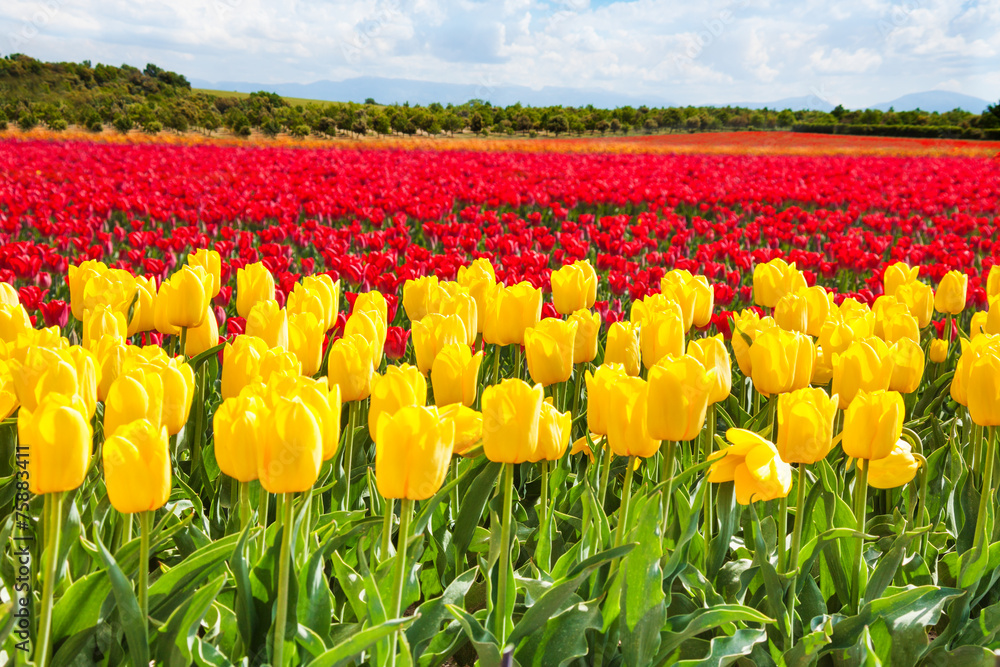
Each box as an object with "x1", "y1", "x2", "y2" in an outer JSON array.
[{"x1": 2, "y1": 54, "x2": 999, "y2": 141}]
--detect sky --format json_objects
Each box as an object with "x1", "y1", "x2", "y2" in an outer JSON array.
[{"x1": 1, "y1": 0, "x2": 998, "y2": 109}]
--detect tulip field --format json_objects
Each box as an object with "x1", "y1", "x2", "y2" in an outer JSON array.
[{"x1": 2, "y1": 134, "x2": 1000, "y2": 667}]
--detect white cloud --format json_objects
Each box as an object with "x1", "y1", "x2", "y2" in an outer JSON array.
[{"x1": 809, "y1": 47, "x2": 883, "y2": 73}]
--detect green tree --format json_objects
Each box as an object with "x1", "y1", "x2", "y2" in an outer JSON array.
[
  {"x1": 470, "y1": 112, "x2": 483, "y2": 134},
  {"x1": 547, "y1": 114, "x2": 569, "y2": 135}
]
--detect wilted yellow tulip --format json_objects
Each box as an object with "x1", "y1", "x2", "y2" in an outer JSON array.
[
  {"x1": 403, "y1": 275, "x2": 445, "y2": 322},
  {"x1": 237, "y1": 262, "x2": 276, "y2": 319},
  {"x1": 432, "y1": 344, "x2": 483, "y2": 407},
  {"x1": 776, "y1": 387, "x2": 838, "y2": 464},
  {"x1": 647, "y1": 354, "x2": 715, "y2": 442},
  {"x1": 551, "y1": 260, "x2": 598, "y2": 315},
  {"x1": 639, "y1": 307, "x2": 684, "y2": 370},
  {"x1": 832, "y1": 338, "x2": 895, "y2": 409},
  {"x1": 188, "y1": 249, "x2": 221, "y2": 297},
  {"x1": 774, "y1": 291, "x2": 809, "y2": 334},
  {"x1": 375, "y1": 406, "x2": 454, "y2": 500},
  {"x1": 288, "y1": 312, "x2": 324, "y2": 376},
  {"x1": 753, "y1": 258, "x2": 807, "y2": 309},
  {"x1": 103, "y1": 419, "x2": 171, "y2": 513},
  {"x1": 929, "y1": 338, "x2": 948, "y2": 363},
  {"x1": 412, "y1": 313, "x2": 466, "y2": 374},
  {"x1": 934, "y1": 270, "x2": 967, "y2": 315},
  {"x1": 661, "y1": 271, "x2": 714, "y2": 330},
  {"x1": 888, "y1": 338, "x2": 924, "y2": 394},
  {"x1": 883, "y1": 262, "x2": 919, "y2": 297},
  {"x1": 457, "y1": 260, "x2": 496, "y2": 334},
  {"x1": 246, "y1": 300, "x2": 288, "y2": 350},
  {"x1": 482, "y1": 379, "x2": 543, "y2": 463},
  {"x1": 569, "y1": 309, "x2": 600, "y2": 364},
  {"x1": 214, "y1": 394, "x2": 267, "y2": 481},
  {"x1": 862, "y1": 440, "x2": 920, "y2": 489},
  {"x1": 0, "y1": 304, "x2": 31, "y2": 343},
  {"x1": 328, "y1": 334, "x2": 374, "y2": 401},
  {"x1": 67, "y1": 260, "x2": 108, "y2": 321},
  {"x1": 606, "y1": 321, "x2": 641, "y2": 377},
  {"x1": 968, "y1": 350, "x2": 1000, "y2": 426},
  {"x1": 484, "y1": 282, "x2": 542, "y2": 346},
  {"x1": 894, "y1": 281, "x2": 934, "y2": 328},
  {"x1": 258, "y1": 396, "x2": 323, "y2": 493},
  {"x1": 687, "y1": 334, "x2": 732, "y2": 404},
  {"x1": 608, "y1": 377, "x2": 659, "y2": 458},
  {"x1": 749, "y1": 328, "x2": 814, "y2": 396},
  {"x1": 585, "y1": 363, "x2": 627, "y2": 436},
  {"x1": 843, "y1": 390, "x2": 904, "y2": 460},
  {"x1": 104, "y1": 367, "x2": 164, "y2": 437},
  {"x1": 440, "y1": 403, "x2": 484, "y2": 456},
  {"x1": 221, "y1": 335, "x2": 268, "y2": 399},
  {"x1": 369, "y1": 364, "x2": 427, "y2": 432},
  {"x1": 82, "y1": 304, "x2": 126, "y2": 352},
  {"x1": 20, "y1": 394, "x2": 91, "y2": 494},
  {"x1": 525, "y1": 318, "x2": 578, "y2": 386},
  {"x1": 126, "y1": 276, "x2": 157, "y2": 336},
  {"x1": 533, "y1": 400, "x2": 572, "y2": 462},
  {"x1": 708, "y1": 429, "x2": 792, "y2": 505},
  {"x1": 185, "y1": 307, "x2": 219, "y2": 357}
]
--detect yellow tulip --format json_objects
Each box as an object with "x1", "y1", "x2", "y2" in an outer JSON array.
[
  {"x1": 221, "y1": 335, "x2": 268, "y2": 399},
  {"x1": 753, "y1": 258, "x2": 806, "y2": 309},
  {"x1": 533, "y1": 400, "x2": 572, "y2": 462},
  {"x1": 126, "y1": 276, "x2": 157, "y2": 336},
  {"x1": 775, "y1": 387, "x2": 838, "y2": 464},
  {"x1": 608, "y1": 377, "x2": 660, "y2": 458},
  {"x1": 951, "y1": 336, "x2": 1000, "y2": 407},
  {"x1": 457, "y1": 258, "x2": 497, "y2": 333},
  {"x1": 606, "y1": 320, "x2": 641, "y2": 377},
  {"x1": 888, "y1": 338, "x2": 924, "y2": 394},
  {"x1": 344, "y1": 309, "x2": 386, "y2": 369},
  {"x1": 968, "y1": 350, "x2": 1000, "y2": 426},
  {"x1": 258, "y1": 347, "x2": 301, "y2": 383},
  {"x1": 639, "y1": 306, "x2": 684, "y2": 370},
  {"x1": 432, "y1": 344, "x2": 483, "y2": 407},
  {"x1": 524, "y1": 318, "x2": 578, "y2": 386},
  {"x1": 9, "y1": 346, "x2": 96, "y2": 416},
  {"x1": 375, "y1": 405, "x2": 454, "y2": 500},
  {"x1": 0, "y1": 282, "x2": 18, "y2": 307},
  {"x1": 839, "y1": 299, "x2": 875, "y2": 338},
  {"x1": 585, "y1": 363, "x2": 627, "y2": 436},
  {"x1": 0, "y1": 360, "x2": 19, "y2": 421},
  {"x1": 236, "y1": 262, "x2": 276, "y2": 318},
  {"x1": 842, "y1": 390, "x2": 904, "y2": 460},
  {"x1": 731, "y1": 309, "x2": 770, "y2": 377},
  {"x1": 188, "y1": 248, "x2": 221, "y2": 297},
  {"x1": 403, "y1": 275, "x2": 445, "y2": 322},
  {"x1": 296, "y1": 275, "x2": 339, "y2": 330},
  {"x1": 369, "y1": 364, "x2": 427, "y2": 433},
  {"x1": 104, "y1": 367, "x2": 164, "y2": 437},
  {"x1": 288, "y1": 312, "x2": 324, "y2": 376},
  {"x1": 258, "y1": 395, "x2": 323, "y2": 493},
  {"x1": 707, "y1": 429, "x2": 792, "y2": 505},
  {"x1": 687, "y1": 334, "x2": 732, "y2": 404},
  {"x1": 972, "y1": 311, "x2": 988, "y2": 339},
  {"x1": 355, "y1": 291, "x2": 388, "y2": 329},
  {"x1": 328, "y1": 334, "x2": 374, "y2": 401},
  {"x1": 800, "y1": 286, "x2": 832, "y2": 337},
  {"x1": 81, "y1": 269, "x2": 136, "y2": 317},
  {"x1": 185, "y1": 307, "x2": 219, "y2": 357},
  {"x1": 647, "y1": 354, "x2": 714, "y2": 442},
  {"x1": 0, "y1": 304, "x2": 31, "y2": 343},
  {"x1": 883, "y1": 262, "x2": 919, "y2": 297},
  {"x1": 934, "y1": 270, "x2": 967, "y2": 315},
  {"x1": 413, "y1": 313, "x2": 466, "y2": 374},
  {"x1": 894, "y1": 281, "x2": 934, "y2": 328},
  {"x1": 246, "y1": 299, "x2": 289, "y2": 350},
  {"x1": 272, "y1": 374, "x2": 342, "y2": 461},
  {"x1": 832, "y1": 338, "x2": 894, "y2": 409},
  {"x1": 749, "y1": 328, "x2": 814, "y2": 396},
  {"x1": 102, "y1": 419, "x2": 171, "y2": 513},
  {"x1": 484, "y1": 282, "x2": 542, "y2": 346},
  {"x1": 775, "y1": 291, "x2": 809, "y2": 334},
  {"x1": 929, "y1": 338, "x2": 948, "y2": 363},
  {"x1": 989, "y1": 265, "x2": 1000, "y2": 300},
  {"x1": 6, "y1": 327, "x2": 67, "y2": 364},
  {"x1": 551, "y1": 260, "x2": 598, "y2": 315},
  {"x1": 985, "y1": 296, "x2": 1000, "y2": 336},
  {"x1": 153, "y1": 281, "x2": 180, "y2": 336},
  {"x1": 863, "y1": 440, "x2": 920, "y2": 489},
  {"x1": 481, "y1": 378, "x2": 543, "y2": 463},
  {"x1": 439, "y1": 403, "x2": 484, "y2": 456},
  {"x1": 630, "y1": 292, "x2": 675, "y2": 325},
  {"x1": 439, "y1": 289, "x2": 478, "y2": 346},
  {"x1": 20, "y1": 394, "x2": 91, "y2": 494},
  {"x1": 661, "y1": 270, "x2": 714, "y2": 330},
  {"x1": 68, "y1": 260, "x2": 109, "y2": 321},
  {"x1": 165, "y1": 265, "x2": 212, "y2": 328},
  {"x1": 568, "y1": 309, "x2": 600, "y2": 364},
  {"x1": 82, "y1": 304, "x2": 127, "y2": 352},
  {"x1": 123, "y1": 355, "x2": 195, "y2": 436},
  {"x1": 214, "y1": 394, "x2": 267, "y2": 481},
  {"x1": 881, "y1": 308, "x2": 920, "y2": 345}
]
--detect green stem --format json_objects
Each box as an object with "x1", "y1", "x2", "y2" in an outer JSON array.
[
  {"x1": 450, "y1": 458, "x2": 460, "y2": 519},
  {"x1": 851, "y1": 462, "x2": 869, "y2": 614},
  {"x1": 492, "y1": 344, "x2": 502, "y2": 385},
  {"x1": 179, "y1": 326, "x2": 188, "y2": 357},
  {"x1": 139, "y1": 511, "x2": 152, "y2": 634},
  {"x1": 123, "y1": 512, "x2": 132, "y2": 545},
  {"x1": 972, "y1": 427, "x2": 996, "y2": 556},
  {"x1": 382, "y1": 497, "x2": 394, "y2": 562},
  {"x1": 777, "y1": 494, "x2": 788, "y2": 573},
  {"x1": 661, "y1": 441, "x2": 676, "y2": 543},
  {"x1": 497, "y1": 462, "x2": 515, "y2": 646},
  {"x1": 257, "y1": 484, "x2": 269, "y2": 559},
  {"x1": 597, "y1": 437, "x2": 612, "y2": 509},
  {"x1": 239, "y1": 481, "x2": 251, "y2": 533},
  {"x1": 612, "y1": 456, "x2": 636, "y2": 564},
  {"x1": 343, "y1": 401, "x2": 358, "y2": 510},
  {"x1": 273, "y1": 493, "x2": 294, "y2": 667},
  {"x1": 539, "y1": 460, "x2": 549, "y2": 529},
  {"x1": 571, "y1": 366, "x2": 583, "y2": 424},
  {"x1": 34, "y1": 491, "x2": 63, "y2": 667},
  {"x1": 389, "y1": 498, "x2": 414, "y2": 666},
  {"x1": 785, "y1": 464, "x2": 808, "y2": 650},
  {"x1": 703, "y1": 405, "x2": 716, "y2": 539}
]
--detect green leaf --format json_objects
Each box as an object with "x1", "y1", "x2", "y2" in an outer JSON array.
[
  {"x1": 50, "y1": 570, "x2": 111, "y2": 644},
  {"x1": 330, "y1": 552, "x2": 367, "y2": 622},
  {"x1": 673, "y1": 627, "x2": 767, "y2": 667},
  {"x1": 406, "y1": 567, "x2": 478, "y2": 657},
  {"x1": 447, "y1": 605, "x2": 502, "y2": 667},
  {"x1": 154, "y1": 573, "x2": 227, "y2": 667},
  {"x1": 657, "y1": 605, "x2": 776, "y2": 661},
  {"x1": 297, "y1": 530, "x2": 337, "y2": 643},
  {"x1": 0, "y1": 603, "x2": 15, "y2": 651},
  {"x1": 863, "y1": 531, "x2": 915, "y2": 606},
  {"x1": 304, "y1": 616, "x2": 418, "y2": 667},
  {"x1": 781, "y1": 616, "x2": 834, "y2": 667},
  {"x1": 147, "y1": 532, "x2": 240, "y2": 619},
  {"x1": 95, "y1": 531, "x2": 149, "y2": 667},
  {"x1": 620, "y1": 497, "x2": 665, "y2": 667},
  {"x1": 452, "y1": 461, "x2": 502, "y2": 560},
  {"x1": 514, "y1": 600, "x2": 602, "y2": 667},
  {"x1": 229, "y1": 522, "x2": 258, "y2": 658}
]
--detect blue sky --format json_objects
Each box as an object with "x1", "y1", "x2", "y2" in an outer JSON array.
[{"x1": 1, "y1": 0, "x2": 997, "y2": 108}]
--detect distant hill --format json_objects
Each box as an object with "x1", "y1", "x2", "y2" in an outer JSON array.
[
  {"x1": 724, "y1": 96, "x2": 836, "y2": 113},
  {"x1": 869, "y1": 90, "x2": 990, "y2": 114}
]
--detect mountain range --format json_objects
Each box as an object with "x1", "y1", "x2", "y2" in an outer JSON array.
[{"x1": 190, "y1": 76, "x2": 992, "y2": 114}]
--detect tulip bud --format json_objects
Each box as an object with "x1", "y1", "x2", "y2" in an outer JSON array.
[
  {"x1": 753, "y1": 258, "x2": 806, "y2": 309},
  {"x1": 639, "y1": 306, "x2": 684, "y2": 370},
  {"x1": 749, "y1": 328, "x2": 814, "y2": 396},
  {"x1": 188, "y1": 248, "x2": 222, "y2": 297},
  {"x1": 524, "y1": 318, "x2": 577, "y2": 387},
  {"x1": 123, "y1": 355, "x2": 195, "y2": 436},
  {"x1": 413, "y1": 313, "x2": 466, "y2": 374},
  {"x1": 687, "y1": 334, "x2": 732, "y2": 404},
  {"x1": 731, "y1": 310, "x2": 768, "y2": 377},
  {"x1": 843, "y1": 390, "x2": 904, "y2": 460},
  {"x1": 103, "y1": 419, "x2": 171, "y2": 513},
  {"x1": 484, "y1": 282, "x2": 542, "y2": 346},
  {"x1": 585, "y1": 363, "x2": 627, "y2": 436},
  {"x1": 258, "y1": 395, "x2": 323, "y2": 493},
  {"x1": 354, "y1": 291, "x2": 389, "y2": 336},
  {"x1": 289, "y1": 275, "x2": 339, "y2": 331},
  {"x1": 439, "y1": 289, "x2": 478, "y2": 346},
  {"x1": 20, "y1": 394, "x2": 91, "y2": 494},
  {"x1": 647, "y1": 354, "x2": 715, "y2": 442},
  {"x1": 832, "y1": 338, "x2": 894, "y2": 409},
  {"x1": 214, "y1": 394, "x2": 267, "y2": 481},
  {"x1": 605, "y1": 320, "x2": 641, "y2": 377},
  {"x1": 883, "y1": 262, "x2": 919, "y2": 297},
  {"x1": 375, "y1": 405, "x2": 454, "y2": 500},
  {"x1": 775, "y1": 387, "x2": 838, "y2": 464},
  {"x1": 68, "y1": 260, "x2": 108, "y2": 321},
  {"x1": 328, "y1": 334, "x2": 374, "y2": 401},
  {"x1": 888, "y1": 338, "x2": 924, "y2": 394},
  {"x1": 608, "y1": 377, "x2": 660, "y2": 458},
  {"x1": 934, "y1": 270, "x2": 967, "y2": 315},
  {"x1": 153, "y1": 281, "x2": 181, "y2": 337},
  {"x1": 482, "y1": 378, "x2": 543, "y2": 463},
  {"x1": 774, "y1": 291, "x2": 810, "y2": 334},
  {"x1": 344, "y1": 308, "x2": 386, "y2": 369},
  {"x1": 165, "y1": 265, "x2": 212, "y2": 329},
  {"x1": 950, "y1": 336, "x2": 1000, "y2": 406},
  {"x1": 551, "y1": 260, "x2": 598, "y2": 315},
  {"x1": 432, "y1": 344, "x2": 483, "y2": 407},
  {"x1": 440, "y1": 403, "x2": 484, "y2": 456},
  {"x1": 369, "y1": 364, "x2": 427, "y2": 433},
  {"x1": 569, "y1": 309, "x2": 600, "y2": 364},
  {"x1": 971, "y1": 311, "x2": 988, "y2": 339},
  {"x1": 929, "y1": 338, "x2": 948, "y2": 363},
  {"x1": 708, "y1": 429, "x2": 792, "y2": 505}
]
